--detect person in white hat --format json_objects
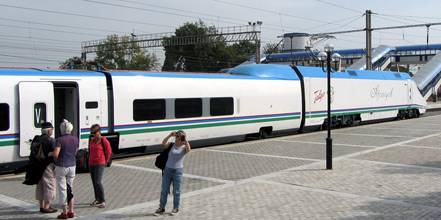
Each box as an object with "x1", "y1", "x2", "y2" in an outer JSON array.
[{"x1": 35, "y1": 121, "x2": 57, "y2": 213}]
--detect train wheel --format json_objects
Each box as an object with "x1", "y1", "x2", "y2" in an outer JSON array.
[
  {"x1": 322, "y1": 120, "x2": 328, "y2": 130},
  {"x1": 397, "y1": 110, "x2": 405, "y2": 120},
  {"x1": 406, "y1": 109, "x2": 413, "y2": 118},
  {"x1": 258, "y1": 127, "x2": 271, "y2": 139},
  {"x1": 343, "y1": 116, "x2": 353, "y2": 127}
]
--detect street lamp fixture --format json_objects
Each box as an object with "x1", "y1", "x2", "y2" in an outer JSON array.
[{"x1": 317, "y1": 43, "x2": 341, "y2": 170}]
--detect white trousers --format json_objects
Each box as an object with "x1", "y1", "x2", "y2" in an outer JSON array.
[{"x1": 54, "y1": 166, "x2": 76, "y2": 206}]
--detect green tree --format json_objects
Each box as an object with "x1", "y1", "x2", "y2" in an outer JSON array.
[
  {"x1": 60, "y1": 56, "x2": 83, "y2": 69},
  {"x1": 262, "y1": 42, "x2": 283, "y2": 55},
  {"x1": 229, "y1": 41, "x2": 256, "y2": 66},
  {"x1": 94, "y1": 34, "x2": 159, "y2": 70},
  {"x1": 163, "y1": 21, "x2": 227, "y2": 72},
  {"x1": 163, "y1": 21, "x2": 254, "y2": 72}
]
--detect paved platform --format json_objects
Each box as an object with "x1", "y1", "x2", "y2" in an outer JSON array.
[{"x1": 2, "y1": 112, "x2": 441, "y2": 219}]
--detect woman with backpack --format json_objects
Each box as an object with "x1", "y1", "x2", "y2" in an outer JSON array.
[
  {"x1": 154, "y1": 130, "x2": 191, "y2": 216},
  {"x1": 88, "y1": 124, "x2": 112, "y2": 209}
]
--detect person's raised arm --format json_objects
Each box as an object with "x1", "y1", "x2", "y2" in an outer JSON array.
[
  {"x1": 184, "y1": 139, "x2": 191, "y2": 153},
  {"x1": 162, "y1": 131, "x2": 176, "y2": 148}
]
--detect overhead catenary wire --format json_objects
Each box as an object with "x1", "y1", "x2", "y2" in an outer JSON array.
[
  {"x1": 0, "y1": 3, "x2": 176, "y2": 29},
  {"x1": 315, "y1": 0, "x2": 362, "y2": 14},
  {"x1": 0, "y1": 23, "x2": 105, "y2": 38},
  {"x1": 0, "y1": 17, "x2": 130, "y2": 35},
  {"x1": 0, "y1": 1, "x2": 440, "y2": 68},
  {"x1": 0, "y1": 1, "x2": 375, "y2": 44}
]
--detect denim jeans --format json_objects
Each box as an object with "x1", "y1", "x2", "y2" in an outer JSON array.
[
  {"x1": 159, "y1": 167, "x2": 183, "y2": 210},
  {"x1": 90, "y1": 165, "x2": 105, "y2": 202}
]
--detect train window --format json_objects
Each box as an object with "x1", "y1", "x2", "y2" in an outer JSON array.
[
  {"x1": 85, "y1": 101, "x2": 98, "y2": 109},
  {"x1": 348, "y1": 70, "x2": 358, "y2": 76},
  {"x1": 175, "y1": 98, "x2": 202, "y2": 118},
  {"x1": 0, "y1": 103, "x2": 9, "y2": 131},
  {"x1": 210, "y1": 97, "x2": 234, "y2": 116},
  {"x1": 34, "y1": 103, "x2": 47, "y2": 128},
  {"x1": 133, "y1": 99, "x2": 166, "y2": 121}
]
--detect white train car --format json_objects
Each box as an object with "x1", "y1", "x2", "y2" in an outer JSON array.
[
  {"x1": 0, "y1": 68, "x2": 110, "y2": 171},
  {"x1": 0, "y1": 64, "x2": 426, "y2": 172},
  {"x1": 292, "y1": 66, "x2": 426, "y2": 128},
  {"x1": 109, "y1": 65, "x2": 302, "y2": 150}
]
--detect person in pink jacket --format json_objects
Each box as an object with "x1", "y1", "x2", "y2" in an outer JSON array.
[{"x1": 88, "y1": 124, "x2": 112, "y2": 208}]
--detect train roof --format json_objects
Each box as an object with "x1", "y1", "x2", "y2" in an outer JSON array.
[
  {"x1": 296, "y1": 66, "x2": 413, "y2": 81},
  {"x1": 107, "y1": 70, "x2": 296, "y2": 81},
  {"x1": 228, "y1": 64, "x2": 299, "y2": 80},
  {"x1": 228, "y1": 64, "x2": 413, "y2": 81},
  {"x1": 0, "y1": 65, "x2": 413, "y2": 81},
  {"x1": 0, "y1": 68, "x2": 103, "y2": 77}
]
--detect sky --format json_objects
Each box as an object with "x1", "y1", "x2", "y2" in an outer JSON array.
[{"x1": 1, "y1": 0, "x2": 441, "y2": 69}]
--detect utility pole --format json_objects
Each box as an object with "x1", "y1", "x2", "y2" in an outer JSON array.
[
  {"x1": 426, "y1": 25, "x2": 430, "y2": 46},
  {"x1": 249, "y1": 21, "x2": 262, "y2": 63},
  {"x1": 256, "y1": 39, "x2": 261, "y2": 64},
  {"x1": 81, "y1": 52, "x2": 87, "y2": 70},
  {"x1": 365, "y1": 10, "x2": 372, "y2": 70}
]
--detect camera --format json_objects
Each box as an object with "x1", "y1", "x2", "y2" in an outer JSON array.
[{"x1": 176, "y1": 131, "x2": 185, "y2": 141}]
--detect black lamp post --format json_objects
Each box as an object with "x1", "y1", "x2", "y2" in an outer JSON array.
[{"x1": 317, "y1": 44, "x2": 341, "y2": 170}]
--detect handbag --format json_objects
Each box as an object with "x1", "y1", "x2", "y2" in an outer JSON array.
[
  {"x1": 75, "y1": 148, "x2": 89, "y2": 173},
  {"x1": 155, "y1": 143, "x2": 173, "y2": 170}
]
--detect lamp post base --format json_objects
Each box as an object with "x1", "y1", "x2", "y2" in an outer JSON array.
[{"x1": 326, "y1": 137, "x2": 332, "y2": 169}]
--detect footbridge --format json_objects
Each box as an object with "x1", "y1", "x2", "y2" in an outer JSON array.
[{"x1": 347, "y1": 44, "x2": 441, "y2": 100}]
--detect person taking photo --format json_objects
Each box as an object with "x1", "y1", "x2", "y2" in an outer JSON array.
[{"x1": 154, "y1": 130, "x2": 191, "y2": 216}]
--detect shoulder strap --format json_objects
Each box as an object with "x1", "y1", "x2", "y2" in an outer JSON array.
[
  {"x1": 166, "y1": 142, "x2": 174, "y2": 153},
  {"x1": 30, "y1": 135, "x2": 41, "y2": 149},
  {"x1": 101, "y1": 137, "x2": 108, "y2": 158}
]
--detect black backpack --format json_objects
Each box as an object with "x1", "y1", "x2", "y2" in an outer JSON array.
[
  {"x1": 155, "y1": 143, "x2": 173, "y2": 170},
  {"x1": 29, "y1": 135, "x2": 45, "y2": 163}
]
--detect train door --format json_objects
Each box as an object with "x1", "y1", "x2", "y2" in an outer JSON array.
[
  {"x1": 407, "y1": 79, "x2": 413, "y2": 105},
  {"x1": 303, "y1": 77, "x2": 312, "y2": 124},
  {"x1": 18, "y1": 82, "x2": 54, "y2": 157}
]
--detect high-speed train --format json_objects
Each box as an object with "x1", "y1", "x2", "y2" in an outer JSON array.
[{"x1": 0, "y1": 64, "x2": 426, "y2": 172}]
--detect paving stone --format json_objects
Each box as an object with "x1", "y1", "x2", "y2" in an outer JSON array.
[{"x1": 1, "y1": 113, "x2": 441, "y2": 219}]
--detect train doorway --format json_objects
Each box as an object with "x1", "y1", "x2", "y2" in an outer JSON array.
[{"x1": 53, "y1": 83, "x2": 79, "y2": 139}]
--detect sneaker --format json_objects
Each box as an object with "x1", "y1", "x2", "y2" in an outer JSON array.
[
  {"x1": 57, "y1": 213, "x2": 69, "y2": 219},
  {"x1": 154, "y1": 207, "x2": 165, "y2": 216},
  {"x1": 68, "y1": 212, "x2": 74, "y2": 218},
  {"x1": 170, "y1": 209, "x2": 179, "y2": 216}
]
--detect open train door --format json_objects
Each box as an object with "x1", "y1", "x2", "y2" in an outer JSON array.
[{"x1": 18, "y1": 82, "x2": 54, "y2": 157}]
